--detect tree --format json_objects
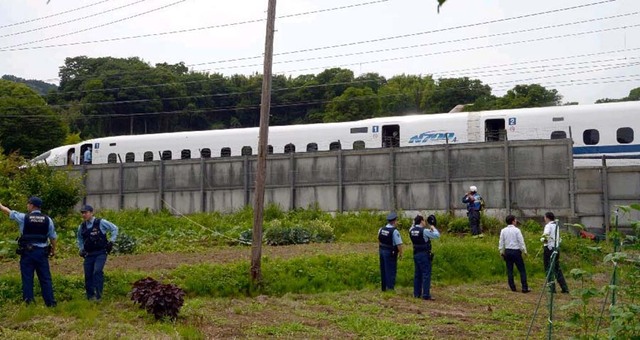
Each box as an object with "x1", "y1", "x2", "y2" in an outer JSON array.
[
  {"x1": 423, "y1": 77, "x2": 492, "y2": 113},
  {"x1": 626, "y1": 87, "x2": 640, "y2": 101},
  {"x1": 378, "y1": 74, "x2": 435, "y2": 114},
  {"x1": 323, "y1": 87, "x2": 381, "y2": 122},
  {"x1": 0, "y1": 80, "x2": 67, "y2": 157},
  {"x1": 495, "y1": 84, "x2": 562, "y2": 109}
]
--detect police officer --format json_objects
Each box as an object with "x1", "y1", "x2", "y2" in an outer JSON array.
[
  {"x1": 462, "y1": 185, "x2": 483, "y2": 236},
  {"x1": 410, "y1": 214, "x2": 440, "y2": 300},
  {"x1": 378, "y1": 211, "x2": 403, "y2": 291},
  {"x1": 77, "y1": 204, "x2": 118, "y2": 301},
  {"x1": 0, "y1": 197, "x2": 57, "y2": 307}
]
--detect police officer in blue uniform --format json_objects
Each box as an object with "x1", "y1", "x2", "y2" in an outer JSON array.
[
  {"x1": 378, "y1": 211, "x2": 404, "y2": 291},
  {"x1": 0, "y1": 197, "x2": 57, "y2": 307},
  {"x1": 462, "y1": 185, "x2": 483, "y2": 236},
  {"x1": 410, "y1": 214, "x2": 440, "y2": 300},
  {"x1": 77, "y1": 204, "x2": 118, "y2": 301}
]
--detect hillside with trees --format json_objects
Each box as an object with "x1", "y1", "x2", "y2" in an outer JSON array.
[{"x1": 0, "y1": 55, "x2": 638, "y2": 157}]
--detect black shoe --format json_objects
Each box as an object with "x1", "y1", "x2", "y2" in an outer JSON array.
[
  {"x1": 422, "y1": 297, "x2": 435, "y2": 301},
  {"x1": 510, "y1": 288, "x2": 517, "y2": 292},
  {"x1": 522, "y1": 289, "x2": 531, "y2": 293},
  {"x1": 561, "y1": 290, "x2": 570, "y2": 294}
]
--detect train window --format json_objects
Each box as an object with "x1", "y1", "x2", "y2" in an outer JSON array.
[
  {"x1": 241, "y1": 146, "x2": 252, "y2": 156},
  {"x1": 144, "y1": 151, "x2": 153, "y2": 162},
  {"x1": 107, "y1": 153, "x2": 117, "y2": 163},
  {"x1": 181, "y1": 149, "x2": 191, "y2": 159},
  {"x1": 329, "y1": 142, "x2": 341, "y2": 151},
  {"x1": 552, "y1": 117, "x2": 564, "y2": 122},
  {"x1": 162, "y1": 150, "x2": 172, "y2": 160},
  {"x1": 268, "y1": 145, "x2": 273, "y2": 154},
  {"x1": 550, "y1": 131, "x2": 567, "y2": 139},
  {"x1": 109, "y1": 143, "x2": 116, "y2": 146},
  {"x1": 617, "y1": 127, "x2": 634, "y2": 144},
  {"x1": 284, "y1": 143, "x2": 296, "y2": 154},
  {"x1": 583, "y1": 129, "x2": 600, "y2": 145},
  {"x1": 221, "y1": 147, "x2": 231, "y2": 157},
  {"x1": 353, "y1": 141, "x2": 365, "y2": 150},
  {"x1": 201, "y1": 148, "x2": 211, "y2": 158},
  {"x1": 307, "y1": 143, "x2": 318, "y2": 152},
  {"x1": 125, "y1": 152, "x2": 135, "y2": 163},
  {"x1": 350, "y1": 127, "x2": 368, "y2": 134}
]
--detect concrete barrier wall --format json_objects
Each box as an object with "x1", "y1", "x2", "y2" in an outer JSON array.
[{"x1": 69, "y1": 139, "x2": 640, "y2": 231}]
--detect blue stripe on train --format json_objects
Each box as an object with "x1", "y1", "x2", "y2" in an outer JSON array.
[{"x1": 573, "y1": 144, "x2": 640, "y2": 155}]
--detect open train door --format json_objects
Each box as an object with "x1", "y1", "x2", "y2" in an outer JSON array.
[
  {"x1": 485, "y1": 118, "x2": 506, "y2": 141},
  {"x1": 80, "y1": 143, "x2": 93, "y2": 164},
  {"x1": 382, "y1": 124, "x2": 400, "y2": 148},
  {"x1": 66, "y1": 147, "x2": 77, "y2": 165}
]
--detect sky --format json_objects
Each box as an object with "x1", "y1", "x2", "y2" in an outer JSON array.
[{"x1": 0, "y1": 0, "x2": 639, "y2": 105}]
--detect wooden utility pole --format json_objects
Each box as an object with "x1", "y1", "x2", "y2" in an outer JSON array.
[{"x1": 251, "y1": 0, "x2": 277, "y2": 285}]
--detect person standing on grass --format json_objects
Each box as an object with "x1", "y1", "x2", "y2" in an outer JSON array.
[
  {"x1": 378, "y1": 211, "x2": 403, "y2": 291},
  {"x1": 77, "y1": 204, "x2": 118, "y2": 301},
  {"x1": 542, "y1": 212, "x2": 569, "y2": 294},
  {"x1": 0, "y1": 197, "x2": 57, "y2": 307},
  {"x1": 498, "y1": 215, "x2": 530, "y2": 293},
  {"x1": 410, "y1": 214, "x2": 440, "y2": 300},
  {"x1": 462, "y1": 185, "x2": 484, "y2": 237}
]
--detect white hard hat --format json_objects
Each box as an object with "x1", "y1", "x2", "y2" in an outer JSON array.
[{"x1": 470, "y1": 186, "x2": 477, "y2": 192}]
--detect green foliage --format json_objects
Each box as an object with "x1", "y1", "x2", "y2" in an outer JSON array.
[
  {"x1": 447, "y1": 216, "x2": 470, "y2": 233},
  {"x1": 479, "y1": 214, "x2": 503, "y2": 235},
  {"x1": 0, "y1": 80, "x2": 67, "y2": 157},
  {"x1": 0, "y1": 154, "x2": 84, "y2": 220},
  {"x1": 560, "y1": 269, "x2": 601, "y2": 337},
  {"x1": 424, "y1": 77, "x2": 492, "y2": 113},
  {"x1": 263, "y1": 219, "x2": 335, "y2": 246},
  {"x1": 113, "y1": 232, "x2": 137, "y2": 255},
  {"x1": 519, "y1": 219, "x2": 543, "y2": 233}
]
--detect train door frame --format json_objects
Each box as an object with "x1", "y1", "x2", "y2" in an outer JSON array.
[
  {"x1": 66, "y1": 147, "x2": 77, "y2": 165},
  {"x1": 382, "y1": 124, "x2": 400, "y2": 148},
  {"x1": 485, "y1": 118, "x2": 506, "y2": 141},
  {"x1": 80, "y1": 143, "x2": 93, "y2": 164}
]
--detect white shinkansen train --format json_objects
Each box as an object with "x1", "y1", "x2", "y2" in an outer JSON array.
[{"x1": 32, "y1": 101, "x2": 640, "y2": 166}]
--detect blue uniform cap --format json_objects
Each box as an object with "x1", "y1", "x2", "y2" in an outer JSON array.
[
  {"x1": 80, "y1": 205, "x2": 94, "y2": 212},
  {"x1": 386, "y1": 211, "x2": 398, "y2": 221},
  {"x1": 28, "y1": 196, "x2": 43, "y2": 208}
]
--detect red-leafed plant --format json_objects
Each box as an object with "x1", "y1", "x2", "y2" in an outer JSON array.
[{"x1": 130, "y1": 277, "x2": 186, "y2": 320}]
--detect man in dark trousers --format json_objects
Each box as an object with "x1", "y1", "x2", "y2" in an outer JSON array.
[
  {"x1": 499, "y1": 215, "x2": 530, "y2": 293},
  {"x1": 410, "y1": 214, "x2": 440, "y2": 300},
  {"x1": 542, "y1": 212, "x2": 569, "y2": 294},
  {"x1": 0, "y1": 197, "x2": 57, "y2": 307},
  {"x1": 77, "y1": 204, "x2": 119, "y2": 301},
  {"x1": 378, "y1": 211, "x2": 403, "y2": 291},
  {"x1": 462, "y1": 185, "x2": 483, "y2": 236}
]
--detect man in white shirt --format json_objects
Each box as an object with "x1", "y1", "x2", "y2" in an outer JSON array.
[
  {"x1": 542, "y1": 212, "x2": 569, "y2": 294},
  {"x1": 499, "y1": 215, "x2": 530, "y2": 293}
]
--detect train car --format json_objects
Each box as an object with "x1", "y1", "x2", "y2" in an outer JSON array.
[{"x1": 34, "y1": 101, "x2": 640, "y2": 166}]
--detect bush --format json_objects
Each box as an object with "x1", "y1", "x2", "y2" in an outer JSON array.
[
  {"x1": 480, "y1": 214, "x2": 502, "y2": 235},
  {"x1": 263, "y1": 219, "x2": 336, "y2": 246},
  {"x1": 130, "y1": 277, "x2": 186, "y2": 320},
  {"x1": 447, "y1": 217, "x2": 469, "y2": 233},
  {"x1": 113, "y1": 232, "x2": 137, "y2": 254},
  {"x1": 305, "y1": 219, "x2": 335, "y2": 243}
]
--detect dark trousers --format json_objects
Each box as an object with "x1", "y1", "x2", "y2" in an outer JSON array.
[
  {"x1": 84, "y1": 251, "x2": 108, "y2": 300},
  {"x1": 413, "y1": 251, "x2": 432, "y2": 298},
  {"x1": 504, "y1": 249, "x2": 528, "y2": 291},
  {"x1": 543, "y1": 247, "x2": 569, "y2": 292},
  {"x1": 379, "y1": 248, "x2": 398, "y2": 291},
  {"x1": 19, "y1": 247, "x2": 56, "y2": 307},
  {"x1": 468, "y1": 210, "x2": 481, "y2": 235}
]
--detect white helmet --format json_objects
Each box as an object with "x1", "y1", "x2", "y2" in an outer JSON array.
[{"x1": 470, "y1": 185, "x2": 477, "y2": 192}]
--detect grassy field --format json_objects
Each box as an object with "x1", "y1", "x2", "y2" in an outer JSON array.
[{"x1": 0, "y1": 208, "x2": 633, "y2": 339}]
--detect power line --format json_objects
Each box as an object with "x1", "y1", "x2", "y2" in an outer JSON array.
[
  {"x1": 0, "y1": 0, "x2": 149, "y2": 39},
  {"x1": 0, "y1": 0, "x2": 187, "y2": 50},
  {"x1": 0, "y1": 0, "x2": 390, "y2": 52},
  {"x1": 187, "y1": 1, "x2": 622, "y2": 69},
  {"x1": 3, "y1": 75, "x2": 639, "y2": 120},
  {"x1": 274, "y1": 23, "x2": 640, "y2": 75},
  {"x1": 0, "y1": 0, "x2": 114, "y2": 30}
]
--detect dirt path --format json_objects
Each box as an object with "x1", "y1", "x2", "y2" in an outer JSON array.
[{"x1": 1, "y1": 243, "x2": 377, "y2": 275}]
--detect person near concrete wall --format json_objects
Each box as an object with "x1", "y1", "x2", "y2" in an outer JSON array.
[
  {"x1": 499, "y1": 215, "x2": 530, "y2": 293},
  {"x1": 378, "y1": 211, "x2": 403, "y2": 291},
  {"x1": 410, "y1": 214, "x2": 440, "y2": 300},
  {"x1": 462, "y1": 185, "x2": 483, "y2": 236},
  {"x1": 77, "y1": 204, "x2": 119, "y2": 301},
  {"x1": 542, "y1": 212, "x2": 569, "y2": 294},
  {"x1": 0, "y1": 197, "x2": 57, "y2": 307}
]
